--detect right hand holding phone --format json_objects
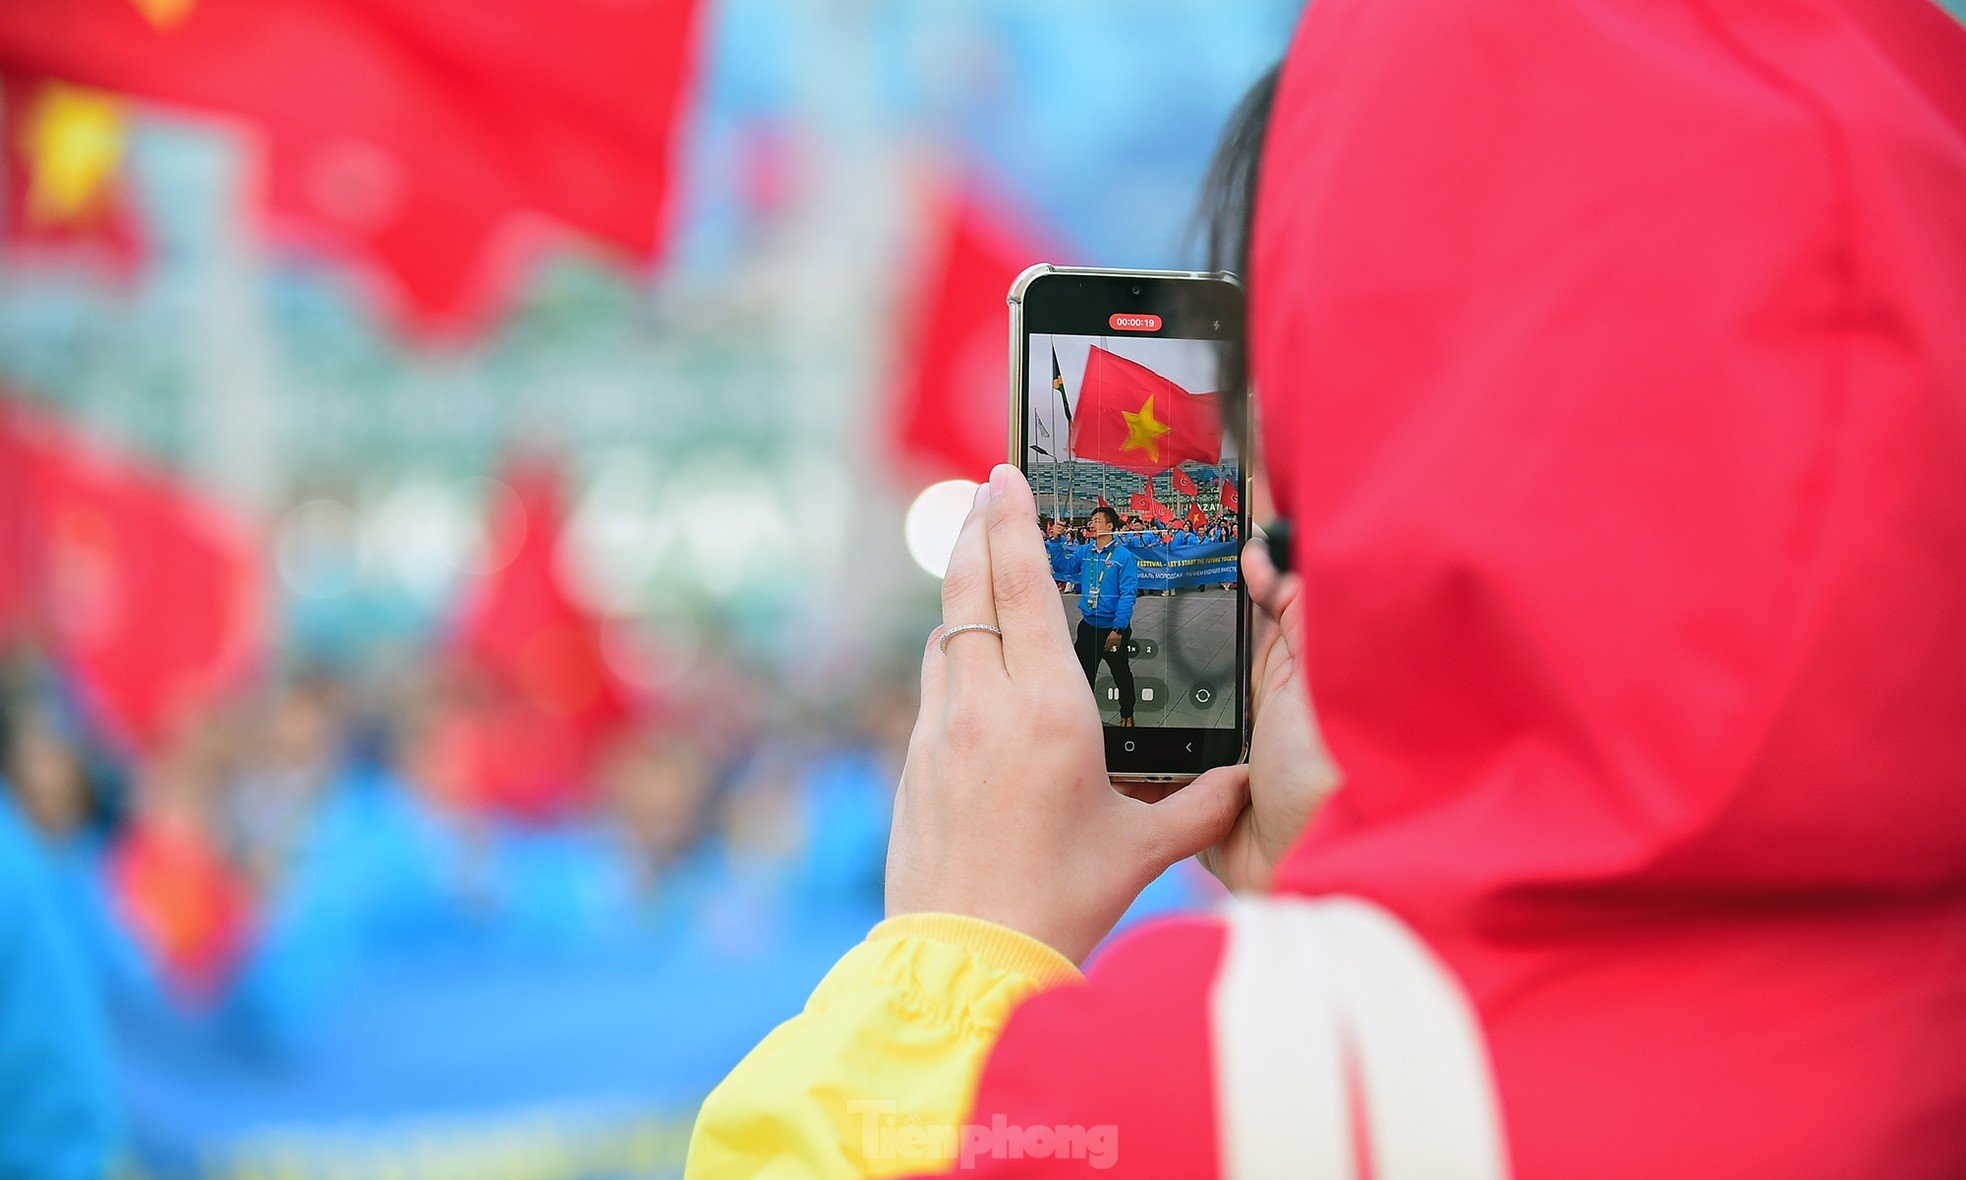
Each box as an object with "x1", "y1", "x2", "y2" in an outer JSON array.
[
  {"x1": 1196, "y1": 538, "x2": 1341, "y2": 894},
  {"x1": 884, "y1": 465, "x2": 1248, "y2": 964}
]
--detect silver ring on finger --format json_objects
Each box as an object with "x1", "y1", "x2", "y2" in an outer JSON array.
[{"x1": 938, "y1": 623, "x2": 1004, "y2": 653}]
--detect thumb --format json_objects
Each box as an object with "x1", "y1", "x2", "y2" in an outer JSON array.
[{"x1": 1133, "y1": 764, "x2": 1250, "y2": 872}]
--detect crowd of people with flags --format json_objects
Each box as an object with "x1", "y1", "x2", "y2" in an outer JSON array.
[
  {"x1": 0, "y1": 395, "x2": 921, "y2": 1171},
  {"x1": 1042, "y1": 505, "x2": 1242, "y2": 593},
  {"x1": 0, "y1": 0, "x2": 1286, "y2": 1173}
]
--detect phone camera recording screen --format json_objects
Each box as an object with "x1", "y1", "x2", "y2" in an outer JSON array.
[{"x1": 1024, "y1": 328, "x2": 1242, "y2": 748}]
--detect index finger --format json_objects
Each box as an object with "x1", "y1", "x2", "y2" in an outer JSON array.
[
  {"x1": 980, "y1": 464, "x2": 1075, "y2": 676},
  {"x1": 940, "y1": 482, "x2": 1005, "y2": 682}
]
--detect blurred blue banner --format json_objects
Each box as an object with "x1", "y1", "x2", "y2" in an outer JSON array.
[{"x1": 114, "y1": 915, "x2": 875, "y2": 1179}]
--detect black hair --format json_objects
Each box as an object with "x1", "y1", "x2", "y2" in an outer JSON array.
[
  {"x1": 1090, "y1": 505, "x2": 1122, "y2": 529},
  {"x1": 1192, "y1": 62, "x2": 1281, "y2": 458}
]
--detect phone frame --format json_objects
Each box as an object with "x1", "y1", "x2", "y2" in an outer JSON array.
[{"x1": 1007, "y1": 263, "x2": 1251, "y2": 786}]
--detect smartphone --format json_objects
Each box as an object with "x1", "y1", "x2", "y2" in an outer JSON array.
[{"x1": 1008, "y1": 264, "x2": 1250, "y2": 785}]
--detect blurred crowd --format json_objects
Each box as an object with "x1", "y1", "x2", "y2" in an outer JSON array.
[{"x1": 0, "y1": 643, "x2": 914, "y2": 1053}]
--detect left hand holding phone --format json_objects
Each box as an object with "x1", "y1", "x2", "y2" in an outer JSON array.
[{"x1": 885, "y1": 464, "x2": 1248, "y2": 964}]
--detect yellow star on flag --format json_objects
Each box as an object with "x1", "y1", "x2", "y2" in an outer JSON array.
[
  {"x1": 21, "y1": 83, "x2": 127, "y2": 227},
  {"x1": 1119, "y1": 395, "x2": 1171, "y2": 463},
  {"x1": 131, "y1": 0, "x2": 196, "y2": 29}
]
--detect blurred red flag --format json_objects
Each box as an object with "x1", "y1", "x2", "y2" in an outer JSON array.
[
  {"x1": 1169, "y1": 465, "x2": 1198, "y2": 498},
  {"x1": 1068, "y1": 346, "x2": 1222, "y2": 476},
  {"x1": 1219, "y1": 475, "x2": 1239, "y2": 513},
  {"x1": 891, "y1": 190, "x2": 1052, "y2": 481},
  {"x1": 0, "y1": 397, "x2": 262, "y2": 753},
  {"x1": 108, "y1": 813, "x2": 254, "y2": 999},
  {"x1": 0, "y1": 412, "x2": 28, "y2": 645},
  {"x1": 1095, "y1": 494, "x2": 1112, "y2": 510},
  {"x1": 446, "y1": 460, "x2": 635, "y2": 820},
  {"x1": 1186, "y1": 504, "x2": 1207, "y2": 529},
  {"x1": 1, "y1": 75, "x2": 144, "y2": 272},
  {"x1": 0, "y1": 0, "x2": 703, "y2": 333}
]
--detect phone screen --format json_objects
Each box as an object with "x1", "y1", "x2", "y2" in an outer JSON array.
[{"x1": 1012, "y1": 269, "x2": 1247, "y2": 779}]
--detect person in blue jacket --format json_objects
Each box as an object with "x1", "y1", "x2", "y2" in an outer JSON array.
[
  {"x1": 1043, "y1": 517, "x2": 1081, "y2": 591},
  {"x1": 1073, "y1": 505, "x2": 1141, "y2": 726},
  {"x1": 0, "y1": 774, "x2": 120, "y2": 1179}
]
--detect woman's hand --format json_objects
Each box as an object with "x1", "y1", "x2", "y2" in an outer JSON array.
[
  {"x1": 1196, "y1": 538, "x2": 1340, "y2": 893},
  {"x1": 886, "y1": 465, "x2": 1247, "y2": 965}
]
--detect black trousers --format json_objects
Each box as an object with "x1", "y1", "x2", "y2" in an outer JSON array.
[{"x1": 1075, "y1": 620, "x2": 1135, "y2": 719}]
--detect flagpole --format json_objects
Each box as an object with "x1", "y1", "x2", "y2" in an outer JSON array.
[
  {"x1": 1051, "y1": 379, "x2": 1061, "y2": 521},
  {"x1": 1059, "y1": 342, "x2": 1076, "y2": 523}
]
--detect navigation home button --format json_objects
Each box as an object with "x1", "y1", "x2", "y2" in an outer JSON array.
[{"x1": 1122, "y1": 740, "x2": 1136, "y2": 752}]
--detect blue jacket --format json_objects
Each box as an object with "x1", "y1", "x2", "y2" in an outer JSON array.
[
  {"x1": 0, "y1": 795, "x2": 119, "y2": 1178},
  {"x1": 1046, "y1": 537, "x2": 1082, "y2": 586},
  {"x1": 1076, "y1": 539, "x2": 1140, "y2": 630}
]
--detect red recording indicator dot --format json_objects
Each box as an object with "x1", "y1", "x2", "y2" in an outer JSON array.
[{"x1": 1108, "y1": 312, "x2": 1162, "y2": 332}]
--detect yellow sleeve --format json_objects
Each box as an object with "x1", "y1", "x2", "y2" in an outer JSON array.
[{"x1": 685, "y1": 913, "x2": 1083, "y2": 1180}]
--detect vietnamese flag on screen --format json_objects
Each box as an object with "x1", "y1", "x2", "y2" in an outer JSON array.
[{"x1": 1068, "y1": 346, "x2": 1221, "y2": 476}]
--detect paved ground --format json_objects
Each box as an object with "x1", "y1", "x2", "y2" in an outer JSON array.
[{"x1": 1062, "y1": 589, "x2": 1238, "y2": 728}]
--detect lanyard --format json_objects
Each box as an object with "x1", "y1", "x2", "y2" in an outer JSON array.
[{"x1": 1086, "y1": 544, "x2": 1115, "y2": 610}]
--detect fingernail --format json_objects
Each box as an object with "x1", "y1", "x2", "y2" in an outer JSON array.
[
  {"x1": 972, "y1": 481, "x2": 992, "y2": 509},
  {"x1": 990, "y1": 464, "x2": 1016, "y2": 496}
]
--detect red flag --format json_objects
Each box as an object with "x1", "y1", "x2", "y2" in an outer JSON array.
[
  {"x1": 0, "y1": 0, "x2": 704, "y2": 334},
  {"x1": 1127, "y1": 488, "x2": 1176, "y2": 527},
  {"x1": 446, "y1": 459, "x2": 635, "y2": 820},
  {"x1": 1096, "y1": 494, "x2": 1112, "y2": 510},
  {"x1": 1187, "y1": 504, "x2": 1206, "y2": 529},
  {"x1": 1068, "y1": 346, "x2": 1222, "y2": 475},
  {"x1": 108, "y1": 812, "x2": 254, "y2": 999},
  {"x1": 1169, "y1": 465, "x2": 1199, "y2": 498},
  {"x1": 891, "y1": 189, "x2": 1053, "y2": 481},
  {"x1": 1219, "y1": 475, "x2": 1239, "y2": 513},
  {"x1": 1, "y1": 397, "x2": 262, "y2": 753},
  {"x1": 0, "y1": 402, "x2": 31, "y2": 643},
  {"x1": 260, "y1": 133, "x2": 530, "y2": 333},
  {"x1": 1, "y1": 75, "x2": 144, "y2": 273}
]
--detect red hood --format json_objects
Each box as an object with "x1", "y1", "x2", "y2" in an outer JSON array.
[{"x1": 1252, "y1": 0, "x2": 1966, "y2": 966}]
